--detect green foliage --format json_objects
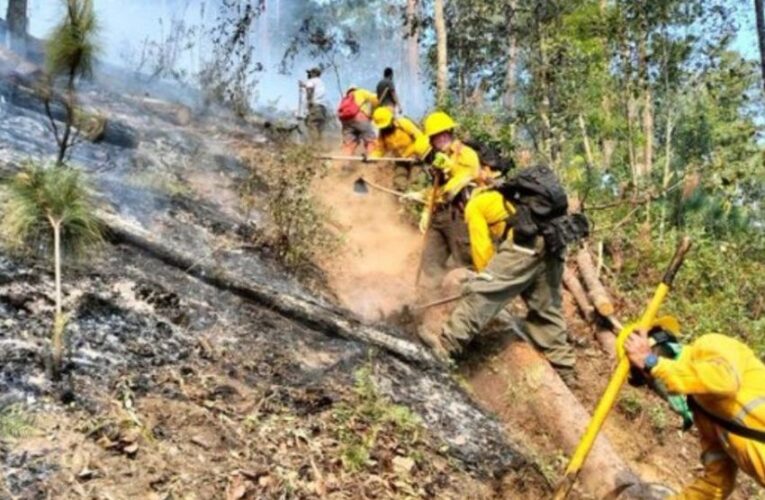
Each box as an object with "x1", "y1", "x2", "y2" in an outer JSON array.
[
  {"x1": 255, "y1": 146, "x2": 339, "y2": 271},
  {"x1": 0, "y1": 162, "x2": 102, "y2": 258},
  {"x1": 333, "y1": 364, "x2": 421, "y2": 474},
  {"x1": 46, "y1": 0, "x2": 99, "y2": 80},
  {"x1": 647, "y1": 405, "x2": 668, "y2": 435},
  {"x1": 618, "y1": 390, "x2": 644, "y2": 421},
  {"x1": 0, "y1": 406, "x2": 35, "y2": 440}
]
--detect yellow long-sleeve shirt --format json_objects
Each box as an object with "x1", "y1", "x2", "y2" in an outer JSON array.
[
  {"x1": 370, "y1": 117, "x2": 423, "y2": 158},
  {"x1": 463, "y1": 190, "x2": 516, "y2": 271},
  {"x1": 350, "y1": 88, "x2": 379, "y2": 118},
  {"x1": 651, "y1": 334, "x2": 765, "y2": 499},
  {"x1": 437, "y1": 140, "x2": 481, "y2": 201}
]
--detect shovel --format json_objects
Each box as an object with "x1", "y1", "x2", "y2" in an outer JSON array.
[
  {"x1": 353, "y1": 177, "x2": 425, "y2": 204},
  {"x1": 552, "y1": 236, "x2": 693, "y2": 500}
]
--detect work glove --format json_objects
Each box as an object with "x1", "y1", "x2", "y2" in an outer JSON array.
[
  {"x1": 432, "y1": 152, "x2": 449, "y2": 169},
  {"x1": 419, "y1": 210, "x2": 431, "y2": 234},
  {"x1": 401, "y1": 191, "x2": 425, "y2": 203}
]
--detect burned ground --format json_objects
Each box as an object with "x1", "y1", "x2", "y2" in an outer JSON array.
[{"x1": 0, "y1": 51, "x2": 537, "y2": 499}]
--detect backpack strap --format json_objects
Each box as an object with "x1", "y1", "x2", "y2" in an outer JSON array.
[{"x1": 688, "y1": 396, "x2": 765, "y2": 444}]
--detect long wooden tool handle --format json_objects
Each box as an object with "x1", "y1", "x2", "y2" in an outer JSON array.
[
  {"x1": 553, "y1": 236, "x2": 693, "y2": 500},
  {"x1": 415, "y1": 174, "x2": 441, "y2": 286},
  {"x1": 317, "y1": 155, "x2": 417, "y2": 164}
]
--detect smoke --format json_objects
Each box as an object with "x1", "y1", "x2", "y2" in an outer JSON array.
[{"x1": 2, "y1": 0, "x2": 432, "y2": 119}]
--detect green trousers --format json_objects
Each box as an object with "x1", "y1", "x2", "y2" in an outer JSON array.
[
  {"x1": 441, "y1": 236, "x2": 575, "y2": 369},
  {"x1": 420, "y1": 206, "x2": 472, "y2": 293},
  {"x1": 392, "y1": 162, "x2": 412, "y2": 192}
]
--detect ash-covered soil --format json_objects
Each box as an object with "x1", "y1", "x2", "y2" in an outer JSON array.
[{"x1": 0, "y1": 49, "x2": 536, "y2": 498}]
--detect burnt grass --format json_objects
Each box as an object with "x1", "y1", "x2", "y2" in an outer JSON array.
[
  {"x1": 0, "y1": 57, "x2": 535, "y2": 497},
  {"x1": 0, "y1": 241, "x2": 525, "y2": 498}
]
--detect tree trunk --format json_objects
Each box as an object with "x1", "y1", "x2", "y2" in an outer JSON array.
[
  {"x1": 756, "y1": 0, "x2": 765, "y2": 90},
  {"x1": 5, "y1": 0, "x2": 28, "y2": 52},
  {"x1": 502, "y1": 0, "x2": 518, "y2": 110},
  {"x1": 637, "y1": 12, "x2": 652, "y2": 180},
  {"x1": 50, "y1": 218, "x2": 64, "y2": 377},
  {"x1": 563, "y1": 268, "x2": 595, "y2": 322},
  {"x1": 470, "y1": 341, "x2": 650, "y2": 498},
  {"x1": 578, "y1": 114, "x2": 594, "y2": 166},
  {"x1": 575, "y1": 248, "x2": 615, "y2": 317},
  {"x1": 98, "y1": 211, "x2": 439, "y2": 367},
  {"x1": 532, "y1": 17, "x2": 556, "y2": 166},
  {"x1": 405, "y1": 0, "x2": 421, "y2": 110},
  {"x1": 433, "y1": 0, "x2": 447, "y2": 106}
]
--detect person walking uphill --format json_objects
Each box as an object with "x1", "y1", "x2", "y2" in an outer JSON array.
[
  {"x1": 370, "y1": 107, "x2": 424, "y2": 190},
  {"x1": 337, "y1": 85, "x2": 379, "y2": 156},
  {"x1": 300, "y1": 67, "x2": 328, "y2": 142},
  {"x1": 625, "y1": 327, "x2": 765, "y2": 499},
  {"x1": 376, "y1": 67, "x2": 401, "y2": 114},
  {"x1": 412, "y1": 111, "x2": 482, "y2": 292},
  {"x1": 418, "y1": 165, "x2": 589, "y2": 386}
]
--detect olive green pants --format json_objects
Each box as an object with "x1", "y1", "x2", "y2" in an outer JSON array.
[
  {"x1": 420, "y1": 206, "x2": 472, "y2": 293},
  {"x1": 393, "y1": 162, "x2": 412, "y2": 192},
  {"x1": 441, "y1": 237, "x2": 575, "y2": 369}
]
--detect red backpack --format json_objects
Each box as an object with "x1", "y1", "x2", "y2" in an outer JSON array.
[{"x1": 337, "y1": 92, "x2": 361, "y2": 121}]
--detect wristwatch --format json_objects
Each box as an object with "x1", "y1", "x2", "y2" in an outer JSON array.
[{"x1": 644, "y1": 353, "x2": 659, "y2": 372}]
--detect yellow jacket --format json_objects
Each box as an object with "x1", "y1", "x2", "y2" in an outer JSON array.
[
  {"x1": 651, "y1": 334, "x2": 765, "y2": 499},
  {"x1": 463, "y1": 191, "x2": 515, "y2": 271},
  {"x1": 370, "y1": 117, "x2": 423, "y2": 158},
  {"x1": 437, "y1": 140, "x2": 481, "y2": 201},
  {"x1": 350, "y1": 88, "x2": 379, "y2": 118}
]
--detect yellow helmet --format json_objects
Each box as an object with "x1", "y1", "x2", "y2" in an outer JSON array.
[
  {"x1": 423, "y1": 111, "x2": 457, "y2": 137},
  {"x1": 372, "y1": 107, "x2": 394, "y2": 129},
  {"x1": 412, "y1": 135, "x2": 432, "y2": 160},
  {"x1": 650, "y1": 315, "x2": 681, "y2": 337}
]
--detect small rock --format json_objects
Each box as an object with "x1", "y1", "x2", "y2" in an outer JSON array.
[
  {"x1": 258, "y1": 475, "x2": 273, "y2": 488},
  {"x1": 123, "y1": 443, "x2": 139, "y2": 456},
  {"x1": 191, "y1": 434, "x2": 213, "y2": 450},
  {"x1": 392, "y1": 456, "x2": 415, "y2": 475}
]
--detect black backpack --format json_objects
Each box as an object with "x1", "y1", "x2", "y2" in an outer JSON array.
[
  {"x1": 497, "y1": 165, "x2": 589, "y2": 253},
  {"x1": 497, "y1": 164, "x2": 569, "y2": 221}
]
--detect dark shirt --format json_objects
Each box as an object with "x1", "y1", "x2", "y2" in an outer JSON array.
[{"x1": 376, "y1": 77, "x2": 398, "y2": 107}]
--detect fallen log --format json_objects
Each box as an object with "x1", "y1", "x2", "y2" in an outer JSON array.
[
  {"x1": 562, "y1": 268, "x2": 594, "y2": 322},
  {"x1": 474, "y1": 340, "x2": 658, "y2": 498},
  {"x1": 575, "y1": 248, "x2": 615, "y2": 317},
  {"x1": 133, "y1": 96, "x2": 193, "y2": 127},
  {"x1": 0, "y1": 75, "x2": 140, "y2": 149},
  {"x1": 97, "y1": 211, "x2": 438, "y2": 367}
]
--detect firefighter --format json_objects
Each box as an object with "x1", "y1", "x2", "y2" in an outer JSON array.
[
  {"x1": 625, "y1": 326, "x2": 765, "y2": 498},
  {"x1": 412, "y1": 111, "x2": 482, "y2": 293},
  {"x1": 336, "y1": 85, "x2": 379, "y2": 156},
  {"x1": 370, "y1": 106, "x2": 424, "y2": 190}
]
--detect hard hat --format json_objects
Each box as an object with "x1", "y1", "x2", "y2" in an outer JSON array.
[
  {"x1": 650, "y1": 316, "x2": 681, "y2": 336},
  {"x1": 423, "y1": 111, "x2": 457, "y2": 137},
  {"x1": 412, "y1": 135, "x2": 432, "y2": 160},
  {"x1": 372, "y1": 107, "x2": 394, "y2": 129}
]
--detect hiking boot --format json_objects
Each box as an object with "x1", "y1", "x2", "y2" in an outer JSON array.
[
  {"x1": 416, "y1": 326, "x2": 451, "y2": 364},
  {"x1": 556, "y1": 366, "x2": 580, "y2": 390}
]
